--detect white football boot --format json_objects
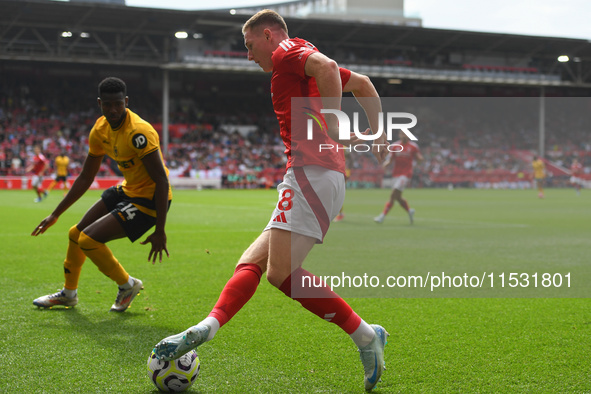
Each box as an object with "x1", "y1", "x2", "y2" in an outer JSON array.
[
  {"x1": 154, "y1": 324, "x2": 211, "y2": 361},
  {"x1": 359, "y1": 324, "x2": 389, "y2": 392},
  {"x1": 408, "y1": 208, "x2": 415, "y2": 224},
  {"x1": 374, "y1": 213, "x2": 385, "y2": 223},
  {"x1": 33, "y1": 290, "x2": 78, "y2": 308},
  {"x1": 110, "y1": 278, "x2": 143, "y2": 312}
]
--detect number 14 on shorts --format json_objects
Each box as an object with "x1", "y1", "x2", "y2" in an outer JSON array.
[{"x1": 120, "y1": 203, "x2": 139, "y2": 221}]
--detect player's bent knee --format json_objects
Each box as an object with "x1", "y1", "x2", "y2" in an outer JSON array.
[
  {"x1": 236, "y1": 260, "x2": 267, "y2": 274},
  {"x1": 236, "y1": 255, "x2": 267, "y2": 271},
  {"x1": 266, "y1": 269, "x2": 290, "y2": 289},
  {"x1": 69, "y1": 225, "x2": 82, "y2": 243},
  {"x1": 77, "y1": 231, "x2": 101, "y2": 251}
]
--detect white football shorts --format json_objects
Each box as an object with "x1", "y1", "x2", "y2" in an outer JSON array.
[
  {"x1": 391, "y1": 175, "x2": 409, "y2": 191},
  {"x1": 570, "y1": 176, "x2": 582, "y2": 185},
  {"x1": 264, "y1": 165, "x2": 345, "y2": 243},
  {"x1": 31, "y1": 175, "x2": 43, "y2": 188}
]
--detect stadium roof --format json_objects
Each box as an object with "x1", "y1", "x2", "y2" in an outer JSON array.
[{"x1": 2, "y1": 0, "x2": 591, "y2": 86}]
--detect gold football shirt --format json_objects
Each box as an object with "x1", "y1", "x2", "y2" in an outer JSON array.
[
  {"x1": 54, "y1": 155, "x2": 69, "y2": 177},
  {"x1": 88, "y1": 109, "x2": 172, "y2": 215}
]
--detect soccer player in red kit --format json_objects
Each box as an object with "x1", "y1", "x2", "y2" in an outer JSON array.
[
  {"x1": 154, "y1": 9, "x2": 389, "y2": 392},
  {"x1": 570, "y1": 158, "x2": 583, "y2": 195},
  {"x1": 26, "y1": 145, "x2": 49, "y2": 202},
  {"x1": 375, "y1": 130, "x2": 424, "y2": 224}
]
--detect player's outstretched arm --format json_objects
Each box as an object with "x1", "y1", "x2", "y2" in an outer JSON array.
[
  {"x1": 139, "y1": 149, "x2": 170, "y2": 264},
  {"x1": 31, "y1": 154, "x2": 103, "y2": 236}
]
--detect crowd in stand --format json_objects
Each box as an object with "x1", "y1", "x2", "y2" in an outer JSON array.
[
  {"x1": 1, "y1": 80, "x2": 590, "y2": 189},
  {"x1": 0, "y1": 91, "x2": 289, "y2": 187}
]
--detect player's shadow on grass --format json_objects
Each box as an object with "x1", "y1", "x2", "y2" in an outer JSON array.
[
  {"x1": 34, "y1": 306, "x2": 169, "y2": 340},
  {"x1": 38, "y1": 309, "x2": 188, "y2": 351},
  {"x1": 61, "y1": 307, "x2": 176, "y2": 341},
  {"x1": 34, "y1": 307, "x2": 206, "y2": 392}
]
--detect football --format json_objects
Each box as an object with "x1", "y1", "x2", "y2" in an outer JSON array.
[{"x1": 147, "y1": 350, "x2": 200, "y2": 392}]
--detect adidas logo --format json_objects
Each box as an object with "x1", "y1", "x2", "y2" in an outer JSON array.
[
  {"x1": 273, "y1": 212, "x2": 287, "y2": 223},
  {"x1": 323, "y1": 313, "x2": 336, "y2": 322}
]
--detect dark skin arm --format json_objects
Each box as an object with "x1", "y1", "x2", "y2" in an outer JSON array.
[
  {"x1": 31, "y1": 154, "x2": 103, "y2": 236},
  {"x1": 139, "y1": 149, "x2": 170, "y2": 264}
]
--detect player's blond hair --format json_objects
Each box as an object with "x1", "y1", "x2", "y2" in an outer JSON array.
[{"x1": 242, "y1": 9, "x2": 288, "y2": 35}]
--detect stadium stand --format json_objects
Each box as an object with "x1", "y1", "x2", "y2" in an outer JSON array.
[{"x1": 1, "y1": 0, "x2": 591, "y2": 189}]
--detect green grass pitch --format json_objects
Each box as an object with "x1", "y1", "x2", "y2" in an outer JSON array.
[{"x1": 1, "y1": 187, "x2": 590, "y2": 393}]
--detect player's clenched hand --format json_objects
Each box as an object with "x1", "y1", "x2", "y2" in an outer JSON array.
[
  {"x1": 140, "y1": 231, "x2": 169, "y2": 264},
  {"x1": 347, "y1": 129, "x2": 374, "y2": 146},
  {"x1": 349, "y1": 128, "x2": 389, "y2": 164},
  {"x1": 31, "y1": 214, "x2": 58, "y2": 236},
  {"x1": 372, "y1": 131, "x2": 390, "y2": 164}
]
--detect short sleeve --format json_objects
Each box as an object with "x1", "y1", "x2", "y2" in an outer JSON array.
[
  {"x1": 273, "y1": 40, "x2": 316, "y2": 79},
  {"x1": 128, "y1": 124, "x2": 160, "y2": 159},
  {"x1": 339, "y1": 67, "x2": 352, "y2": 88},
  {"x1": 88, "y1": 126, "x2": 105, "y2": 157}
]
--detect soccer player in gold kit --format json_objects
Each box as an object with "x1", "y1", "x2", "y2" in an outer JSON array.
[
  {"x1": 47, "y1": 151, "x2": 70, "y2": 194},
  {"x1": 532, "y1": 155, "x2": 546, "y2": 199},
  {"x1": 32, "y1": 77, "x2": 172, "y2": 312}
]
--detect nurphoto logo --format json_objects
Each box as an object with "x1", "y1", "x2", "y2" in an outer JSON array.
[{"x1": 305, "y1": 108, "x2": 418, "y2": 152}]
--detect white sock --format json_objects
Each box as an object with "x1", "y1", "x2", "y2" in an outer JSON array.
[
  {"x1": 350, "y1": 320, "x2": 375, "y2": 348},
  {"x1": 62, "y1": 288, "x2": 77, "y2": 298},
  {"x1": 119, "y1": 276, "x2": 134, "y2": 290},
  {"x1": 199, "y1": 316, "x2": 220, "y2": 342}
]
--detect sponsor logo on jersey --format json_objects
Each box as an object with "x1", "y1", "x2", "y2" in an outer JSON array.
[{"x1": 133, "y1": 133, "x2": 148, "y2": 149}]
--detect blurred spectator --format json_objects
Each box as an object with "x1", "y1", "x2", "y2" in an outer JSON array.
[{"x1": 1, "y1": 78, "x2": 590, "y2": 189}]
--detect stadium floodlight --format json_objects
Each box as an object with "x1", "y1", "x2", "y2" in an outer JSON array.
[
  {"x1": 80, "y1": 32, "x2": 90, "y2": 38},
  {"x1": 557, "y1": 55, "x2": 569, "y2": 62},
  {"x1": 230, "y1": 9, "x2": 237, "y2": 15},
  {"x1": 175, "y1": 31, "x2": 189, "y2": 39},
  {"x1": 61, "y1": 31, "x2": 72, "y2": 38},
  {"x1": 193, "y1": 33, "x2": 203, "y2": 39}
]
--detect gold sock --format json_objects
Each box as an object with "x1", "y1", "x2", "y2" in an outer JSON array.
[
  {"x1": 64, "y1": 225, "x2": 86, "y2": 290},
  {"x1": 78, "y1": 231, "x2": 129, "y2": 286}
]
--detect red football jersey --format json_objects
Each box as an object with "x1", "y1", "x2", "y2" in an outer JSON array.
[
  {"x1": 270, "y1": 37, "x2": 351, "y2": 174},
  {"x1": 571, "y1": 161, "x2": 583, "y2": 176},
  {"x1": 31, "y1": 153, "x2": 48, "y2": 175},
  {"x1": 390, "y1": 140, "x2": 421, "y2": 178}
]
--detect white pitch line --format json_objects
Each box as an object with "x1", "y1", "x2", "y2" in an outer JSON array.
[
  {"x1": 166, "y1": 228, "x2": 264, "y2": 234},
  {"x1": 2, "y1": 233, "x2": 64, "y2": 237},
  {"x1": 416, "y1": 217, "x2": 530, "y2": 228},
  {"x1": 330, "y1": 213, "x2": 530, "y2": 229}
]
